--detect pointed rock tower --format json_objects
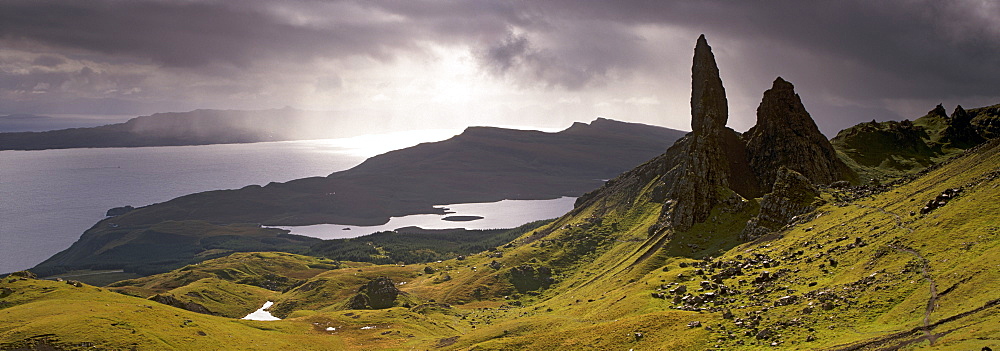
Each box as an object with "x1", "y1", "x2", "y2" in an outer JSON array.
[
  {"x1": 690, "y1": 35, "x2": 728, "y2": 133},
  {"x1": 654, "y1": 35, "x2": 756, "y2": 231},
  {"x1": 744, "y1": 77, "x2": 854, "y2": 190}
]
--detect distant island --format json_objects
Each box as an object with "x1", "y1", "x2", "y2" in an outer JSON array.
[
  {"x1": 441, "y1": 215, "x2": 484, "y2": 222},
  {"x1": 0, "y1": 107, "x2": 395, "y2": 150}
]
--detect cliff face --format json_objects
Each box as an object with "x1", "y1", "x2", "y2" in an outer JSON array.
[
  {"x1": 744, "y1": 77, "x2": 855, "y2": 190},
  {"x1": 580, "y1": 35, "x2": 853, "y2": 235},
  {"x1": 655, "y1": 35, "x2": 752, "y2": 232},
  {"x1": 690, "y1": 35, "x2": 728, "y2": 133}
]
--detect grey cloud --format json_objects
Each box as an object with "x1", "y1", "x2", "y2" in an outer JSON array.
[
  {"x1": 0, "y1": 0, "x2": 426, "y2": 68},
  {"x1": 31, "y1": 55, "x2": 66, "y2": 68},
  {"x1": 532, "y1": 0, "x2": 1000, "y2": 99},
  {"x1": 0, "y1": 0, "x2": 996, "y2": 130}
]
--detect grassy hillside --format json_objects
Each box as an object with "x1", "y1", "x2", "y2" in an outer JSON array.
[
  {"x1": 308, "y1": 221, "x2": 549, "y2": 265},
  {"x1": 32, "y1": 221, "x2": 321, "y2": 278},
  {"x1": 4, "y1": 140, "x2": 996, "y2": 349},
  {"x1": 832, "y1": 110, "x2": 972, "y2": 183}
]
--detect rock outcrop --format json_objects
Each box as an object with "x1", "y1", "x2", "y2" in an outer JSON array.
[
  {"x1": 348, "y1": 276, "x2": 400, "y2": 309},
  {"x1": 970, "y1": 104, "x2": 1000, "y2": 139},
  {"x1": 744, "y1": 77, "x2": 854, "y2": 190},
  {"x1": 149, "y1": 294, "x2": 212, "y2": 315},
  {"x1": 928, "y1": 104, "x2": 948, "y2": 118},
  {"x1": 741, "y1": 167, "x2": 823, "y2": 240},
  {"x1": 944, "y1": 105, "x2": 986, "y2": 146},
  {"x1": 509, "y1": 265, "x2": 555, "y2": 293},
  {"x1": 579, "y1": 36, "x2": 851, "y2": 237},
  {"x1": 690, "y1": 34, "x2": 728, "y2": 133},
  {"x1": 654, "y1": 35, "x2": 756, "y2": 232}
]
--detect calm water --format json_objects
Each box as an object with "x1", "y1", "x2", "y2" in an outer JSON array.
[
  {"x1": 0, "y1": 130, "x2": 462, "y2": 274},
  {"x1": 274, "y1": 197, "x2": 577, "y2": 239},
  {"x1": 0, "y1": 128, "x2": 576, "y2": 274}
]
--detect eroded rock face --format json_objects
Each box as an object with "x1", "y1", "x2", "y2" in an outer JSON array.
[
  {"x1": 149, "y1": 294, "x2": 212, "y2": 315},
  {"x1": 349, "y1": 276, "x2": 400, "y2": 309},
  {"x1": 744, "y1": 77, "x2": 853, "y2": 190},
  {"x1": 691, "y1": 34, "x2": 728, "y2": 133},
  {"x1": 655, "y1": 35, "x2": 747, "y2": 232},
  {"x1": 929, "y1": 104, "x2": 948, "y2": 118},
  {"x1": 579, "y1": 36, "x2": 848, "y2": 238},
  {"x1": 741, "y1": 167, "x2": 822, "y2": 240},
  {"x1": 944, "y1": 105, "x2": 986, "y2": 146}
]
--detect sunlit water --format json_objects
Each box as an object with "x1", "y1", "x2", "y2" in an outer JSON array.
[
  {"x1": 273, "y1": 197, "x2": 577, "y2": 239},
  {"x1": 0, "y1": 129, "x2": 461, "y2": 274}
]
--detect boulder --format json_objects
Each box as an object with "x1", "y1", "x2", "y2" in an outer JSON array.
[
  {"x1": 509, "y1": 265, "x2": 555, "y2": 293},
  {"x1": 349, "y1": 276, "x2": 400, "y2": 309}
]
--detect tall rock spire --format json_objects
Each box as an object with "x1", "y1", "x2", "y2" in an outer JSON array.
[
  {"x1": 691, "y1": 34, "x2": 728, "y2": 133},
  {"x1": 654, "y1": 35, "x2": 747, "y2": 232},
  {"x1": 744, "y1": 77, "x2": 853, "y2": 190}
]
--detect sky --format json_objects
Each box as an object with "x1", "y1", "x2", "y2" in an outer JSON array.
[{"x1": 1, "y1": 0, "x2": 998, "y2": 136}]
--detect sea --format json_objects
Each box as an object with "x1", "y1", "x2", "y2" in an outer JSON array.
[{"x1": 0, "y1": 129, "x2": 575, "y2": 274}]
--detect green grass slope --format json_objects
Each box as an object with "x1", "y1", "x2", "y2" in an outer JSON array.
[{"x1": 3, "y1": 142, "x2": 997, "y2": 350}]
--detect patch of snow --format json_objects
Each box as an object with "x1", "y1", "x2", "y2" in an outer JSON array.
[
  {"x1": 326, "y1": 327, "x2": 336, "y2": 331},
  {"x1": 360, "y1": 326, "x2": 376, "y2": 330},
  {"x1": 242, "y1": 301, "x2": 281, "y2": 321}
]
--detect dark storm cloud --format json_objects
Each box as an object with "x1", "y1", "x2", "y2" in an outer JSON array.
[
  {"x1": 0, "y1": 0, "x2": 421, "y2": 67},
  {"x1": 3, "y1": 0, "x2": 994, "y2": 91},
  {"x1": 0, "y1": 0, "x2": 996, "y2": 127},
  {"x1": 529, "y1": 0, "x2": 1000, "y2": 98}
]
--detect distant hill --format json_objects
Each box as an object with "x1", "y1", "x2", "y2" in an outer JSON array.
[
  {"x1": 832, "y1": 103, "x2": 999, "y2": 182},
  {"x1": 32, "y1": 118, "x2": 686, "y2": 276},
  {"x1": 0, "y1": 107, "x2": 392, "y2": 150},
  {"x1": 0, "y1": 114, "x2": 133, "y2": 133}
]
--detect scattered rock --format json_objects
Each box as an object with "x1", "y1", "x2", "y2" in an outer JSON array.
[{"x1": 9, "y1": 271, "x2": 37, "y2": 279}]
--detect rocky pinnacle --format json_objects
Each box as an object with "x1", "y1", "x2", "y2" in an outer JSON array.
[
  {"x1": 691, "y1": 34, "x2": 728, "y2": 133},
  {"x1": 656, "y1": 35, "x2": 738, "y2": 232},
  {"x1": 744, "y1": 77, "x2": 852, "y2": 189}
]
